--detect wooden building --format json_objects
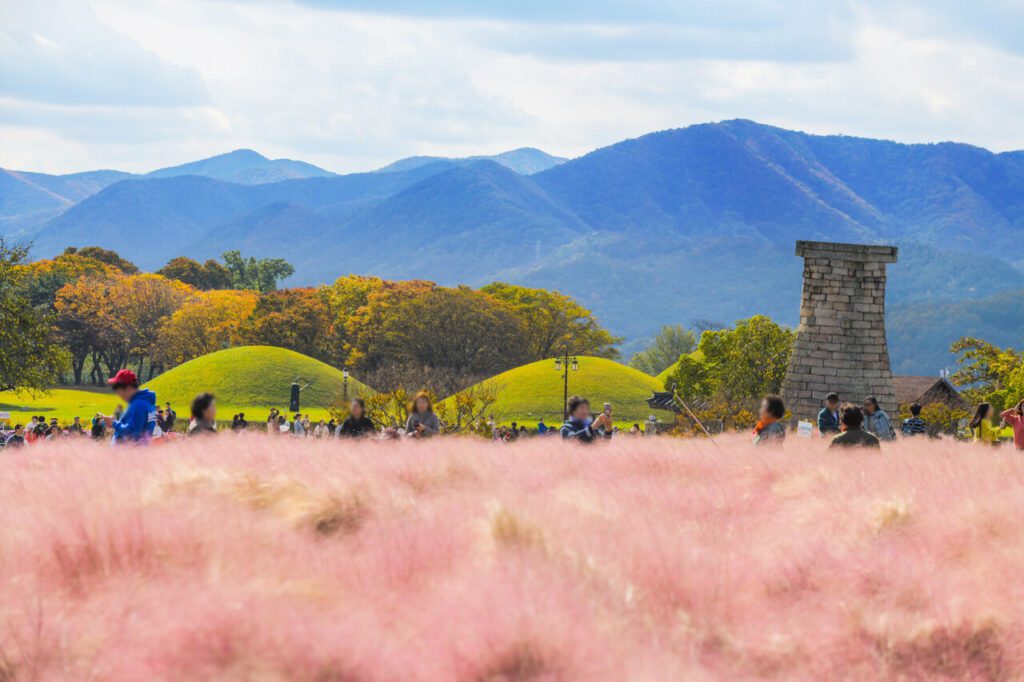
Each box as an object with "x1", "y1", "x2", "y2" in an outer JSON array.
[{"x1": 891, "y1": 376, "x2": 967, "y2": 410}]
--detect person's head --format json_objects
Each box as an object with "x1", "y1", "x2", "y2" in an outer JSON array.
[
  {"x1": 633, "y1": 423, "x2": 640, "y2": 430},
  {"x1": 520, "y1": 425, "x2": 527, "y2": 432},
  {"x1": 567, "y1": 395, "x2": 590, "y2": 420},
  {"x1": 239, "y1": 412, "x2": 245, "y2": 419},
  {"x1": 511, "y1": 422, "x2": 517, "y2": 429},
  {"x1": 825, "y1": 392, "x2": 840, "y2": 410},
  {"x1": 278, "y1": 415, "x2": 287, "y2": 424},
  {"x1": 910, "y1": 403, "x2": 922, "y2": 417},
  {"x1": 29, "y1": 416, "x2": 37, "y2": 425},
  {"x1": 411, "y1": 391, "x2": 432, "y2": 415},
  {"x1": 165, "y1": 402, "x2": 172, "y2": 410},
  {"x1": 294, "y1": 414, "x2": 301, "y2": 421},
  {"x1": 107, "y1": 369, "x2": 140, "y2": 402},
  {"x1": 73, "y1": 416, "x2": 80, "y2": 423},
  {"x1": 191, "y1": 392, "x2": 216, "y2": 422},
  {"x1": 863, "y1": 396, "x2": 879, "y2": 415},
  {"x1": 14, "y1": 424, "x2": 23, "y2": 435},
  {"x1": 760, "y1": 395, "x2": 786, "y2": 421},
  {"x1": 350, "y1": 397, "x2": 366, "y2": 419},
  {"x1": 318, "y1": 419, "x2": 326, "y2": 426},
  {"x1": 841, "y1": 403, "x2": 864, "y2": 430},
  {"x1": 971, "y1": 402, "x2": 992, "y2": 428}
]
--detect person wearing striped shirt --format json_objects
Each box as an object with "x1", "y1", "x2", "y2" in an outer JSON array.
[{"x1": 900, "y1": 402, "x2": 927, "y2": 436}]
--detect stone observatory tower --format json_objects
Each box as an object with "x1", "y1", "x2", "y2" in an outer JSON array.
[{"x1": 781, "y1": 241, "x2": 899, "y2": 420}]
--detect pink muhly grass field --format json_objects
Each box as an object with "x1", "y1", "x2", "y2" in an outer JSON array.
[{"x1": 1, "y1": 434, "x2": 1023, "y2": 680}]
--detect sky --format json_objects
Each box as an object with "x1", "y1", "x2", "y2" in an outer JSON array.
[{"x1": 2, "y1": 0, "x2": 1024, "y2": 174}]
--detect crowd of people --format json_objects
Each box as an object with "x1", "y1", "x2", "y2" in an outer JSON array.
[{"x1": 4, "y1": 368, "x2": 1024, "y2": 451}]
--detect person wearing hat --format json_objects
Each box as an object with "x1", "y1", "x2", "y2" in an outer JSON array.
[{"x1": 101, "y1": 369, "x2": 157, "y2": 444}]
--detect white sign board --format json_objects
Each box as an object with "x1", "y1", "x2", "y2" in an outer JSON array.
[
  {"x1": 0, "y1": 411, "x2": 10, "y2": 420},
  {"x1": 797, "y1": 420, "x2": 814, "y2": 438}
]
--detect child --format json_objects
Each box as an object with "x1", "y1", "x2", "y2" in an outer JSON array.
[
  {"x1": 900, "y1": 403, "x2": 927, "y2": 436},
  {"x1": 753, "y1": 395, "x2": 786, "y2": 446}
]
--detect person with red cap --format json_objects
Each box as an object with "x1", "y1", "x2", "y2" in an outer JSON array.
[{"x1": 101, "y1": 369, "x2": 157, "y2": 444}]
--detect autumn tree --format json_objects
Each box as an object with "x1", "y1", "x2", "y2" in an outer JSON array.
[
  {"x1": 480, "y1": 282, "x2": 620, "y2": 360},
  {"x1": 156, "y1": 289, "x2": 258, "y2": 366},
  {"x1": 629, "y1": 325, "x2": 697, "y2": 376},
  {"x1": 240, "y1": 288, "x2": 334, "y2": 362},
  {"x1": 107, "y1": 274, "x2": 193, "y2": 379},
  {"x1": 54, "y1": 274, "x2": 122, "y2": 384},
  {"x1": 0, "y1": 240, "x2": 68, "y2": 391},
  {"x1": 371, "y1": 286, "x2": 529, "y2": 393},
  {"x1": 157, "y1": 256, "x2": 233, "y2": 290},
  {"x1": 19, "y1": 252, "x2": 117, "y2": 309},
  {"x1": 63, "y1": 246, "x2": 138, "y2": 273},
  {"x1": 335, "y1": 277, "x2": 435, "y2": 369},
  {"x1": 950, "y1": 337, "x2": 1024, "y2": 412}
]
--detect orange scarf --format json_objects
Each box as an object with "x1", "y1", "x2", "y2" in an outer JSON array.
[{"x1": 753, "y1": 417, "x2": 778, "y2": 435}]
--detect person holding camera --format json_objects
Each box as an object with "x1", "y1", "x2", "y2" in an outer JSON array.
[
  {"x1": 405, "y1": 392, "x2": 440, "y2": 438},
  {"x1": 1001, "y1": 399, "x2": 1024, "y2": 450}
]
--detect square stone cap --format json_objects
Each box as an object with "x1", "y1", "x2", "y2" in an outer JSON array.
[{"x1": 795, "y1": 240, "x2": 898, "y2": 263}]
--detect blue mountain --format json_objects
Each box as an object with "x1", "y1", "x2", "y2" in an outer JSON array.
[{"x1": 7, "y1": 120, "x2": 1024, "y2": 374}]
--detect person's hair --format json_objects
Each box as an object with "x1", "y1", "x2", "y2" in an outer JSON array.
[
  {"x1": 910, "y1": 403, "x2": 922, "y2": 417},
  {"x1": 864, "y1": 396, "x2": 879, "y2": 409},
  {"x1": 409, "y1": 391, "x2": 433, "y2": 414},
  {"x1": 841, "y1": 403, "x2": 864, "y2": 429},
  {"x1": 350, "y1": 397, "x2": 366, "y2": 416},
  {"x1": 762, "y1": 394, "x2": 786, "y2": 419},
  {"x1": 826, "y1": 392, "x2": 839, "y2": 403},
  {"x1": 278, "y1": 415, "x2": 287, "y2": 424},
  {"x1": 191, "y1": 392, "x2": 215, "y2": 420},
  {"x1": 970, "y1": 402, "x2": 991, "y2": 430},
  {"x1": 14, "y1": 424, "x2": 22, "y2": 430},
  {"x1": 567, "y1": 395, "x2": 589, "y2": 415},
  {"x1": 111, "y1": 378, "x2": 138, "y2": 390},
  {"x1": 239, "y1": 412, "x2": 244, "y2": 418}
]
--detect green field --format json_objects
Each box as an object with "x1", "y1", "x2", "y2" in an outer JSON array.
[
  {"x1": 449, "y1": 356, "x2": 663, "y2": 426},
  {"x1": 0, "y1": 346, "x2": 371, "y2": 426}
]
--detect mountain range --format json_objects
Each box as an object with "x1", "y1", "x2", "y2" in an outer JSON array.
[{"x1": 4, "y1": 119, "x2": 1024, "y2": 375}]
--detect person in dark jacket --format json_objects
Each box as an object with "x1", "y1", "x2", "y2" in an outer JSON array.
[
  {"x1": 338, "y1": 398, "x2": 377, "y2": 438},
  {"x1": 68, "y1": 416, "x2": 84, "y2": 435},
  {"x1": 91, "y1": 413, "x2": 106, "y2": 439},
  {"x1": 560, "y1": 396, "x2": 610, "y2": 443},
  {"x1": 817, "y1": 392, "x2": 841, "y2": 436},
  {"x1": 163, "y1": 403, "x2": 177, "y2": 431},
  {"x1": 103, "y1": 369, "x2": 157, "y2": 445},
  {"x1": 829, "y1": 404, "x2": 881, "y2": 450},
  {"x1": 405, "y1": 392, "x2": 440, "y2": 438}
]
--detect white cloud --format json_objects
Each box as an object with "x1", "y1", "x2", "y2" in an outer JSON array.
[{"x1": 1, "y1": 0, "x2": 1023, "y2": 174}]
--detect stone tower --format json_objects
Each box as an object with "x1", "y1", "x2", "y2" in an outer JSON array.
[{"x1": 781, "y1": 241, "x2": 899, "y2": 420}]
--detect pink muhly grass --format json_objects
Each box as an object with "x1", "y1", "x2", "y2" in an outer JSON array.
[{"x1": 1, "y1": 433, "x2": 1023, "y2": 679}]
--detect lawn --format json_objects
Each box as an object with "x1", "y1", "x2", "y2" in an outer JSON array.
[
  {"x1": 451, "y1": 356, "x2": 663, "y2": 426},
  {"x1": 0, "y1": 434, "x2": 1020, "y2": 679}
]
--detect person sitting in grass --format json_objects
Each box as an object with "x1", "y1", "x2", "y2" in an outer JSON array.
[
  {"x1": 829, "y1": 404, "x2": 881, "y2": 450},
  {"x1": 970, "y1": 402, "x2": 1000, "y2": 445},
  {"x1": 102, "y1": 369, "x2": 157, "y2": 445},
  {"x1": 900, "y1": 403, "x2": 927, "y2": 436},
  {"x1": 405, "y1": 392, "x2": 440, "y2": 438},
  {"x1": 753, "y1": 394, "x2": 787, "y2": 446},
  {"x1": 560, "y1": 396, "x2": 610, "y2": 444},
  {"x1": 1000, "y1": 399, "x2": 1024, "y2": 450}
]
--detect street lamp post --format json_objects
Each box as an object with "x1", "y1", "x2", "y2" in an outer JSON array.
[
  {"x1": 554, "y1": 347, "x2": 579, "y2": 422},
  {"x1": 343, "y1": 368, "x2": 350, "y2": 401}
]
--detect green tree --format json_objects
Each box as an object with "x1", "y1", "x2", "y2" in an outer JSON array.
[
  {"x1": 629, "y1": 325, "x2": 697, "y2": 375},
  {"x1": 480, "y1": 282, "x2": 620, "y2": 359},
  {"x1": 664, "y1": 315, "x2": 794, "y2": 411},
  {"x1": 0, "y1": 241, "x2": 69, "y2": 392},
  {"x1": 950, "y1": 337, "x2": 1024, "y2": 411},
  {"x1": 222, "y1": 251, "x2": 295, "y2": 292}
]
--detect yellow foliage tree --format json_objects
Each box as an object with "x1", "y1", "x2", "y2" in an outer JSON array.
[{"x1": 156, "y1": 289, "x2": 258, "y2": 366}]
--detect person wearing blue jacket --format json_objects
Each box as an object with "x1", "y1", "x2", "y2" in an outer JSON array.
[{"x1": 103, "y1": 369, "x2": 157, "y2": 445}]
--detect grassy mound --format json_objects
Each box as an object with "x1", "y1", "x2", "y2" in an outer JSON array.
[
  {"x1": 0, "y1": 347, "x2": 369, "y2": 425},
  {"x1": 452, "y1": 356, "x2": 662, "y2": 426},
  {"x1": 148, "y1": 346, "x2": 370, "y2": 414}
]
